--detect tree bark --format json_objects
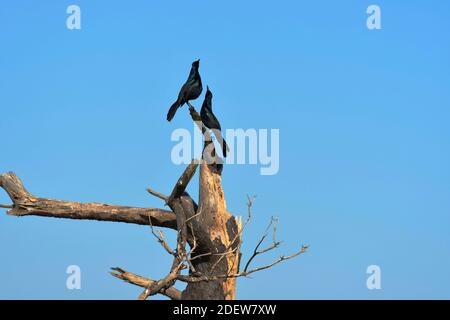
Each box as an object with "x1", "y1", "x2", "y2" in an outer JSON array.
[
  {"x1": 181, "y1": 162, "x2": 241, "y2": 300},
  {"x1": 0, "y1": 172, "x2": 176, "y2": 229}
]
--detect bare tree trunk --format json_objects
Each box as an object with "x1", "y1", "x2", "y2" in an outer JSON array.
[{"x1": 182, "y1": 162, "x2": 241, "y2": 299}]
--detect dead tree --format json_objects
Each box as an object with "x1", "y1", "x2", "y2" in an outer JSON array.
[{"x1": 0, "y1": 105, "x2": 307, "y2": 300}]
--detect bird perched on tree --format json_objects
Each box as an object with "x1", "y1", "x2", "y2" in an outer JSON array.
[
  {"x1": 167, "y1": 59, "x2": 203, "y2": 121},
  {"x1": 201, "y1": 86, "x2": 229, "y2": 158}
]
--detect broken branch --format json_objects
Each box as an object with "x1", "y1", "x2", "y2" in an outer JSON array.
[
  {"x1": 110, "y1": 267, "x2": 182, "y2": 300},
  {"x1": 0, "y1": 172, "x2": 177, "y2": 229}
]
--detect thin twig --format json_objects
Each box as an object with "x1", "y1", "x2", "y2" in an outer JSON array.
[
  {"x1": 190, "y1": 247, "x2": 239, "y2": 263},
  {"x1": 185, "y1": 231, "x2": 198, "y2": 273},
  {"x1": 177, "y1": 244, "x2": 308, "y2": 283},
  {"x1": 243, "y1": 217, "x2": 281, "y2": 273},
  {"x1": 148, "y1": 214, "x2": 175, "y2": 256},
  {"x1": 146, "y1": 188, "x2": 169, "y2": 202},
  {"x1": 178, "y1": 211, "x2": 201, "y2": 231},
  {"x1": 211, "y1": 195, "x2": 255, "y2": 273}
]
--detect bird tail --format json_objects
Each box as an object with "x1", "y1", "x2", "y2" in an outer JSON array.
[
  {"x1": 222, "y1": 138, "x2": 229, "y2": 158},
  {"x1": 167, "y1": 100, "x2": 180, "y2": 122},
  {"x1": 215, "y1": 132, "x2": 230, "y2": 158}
]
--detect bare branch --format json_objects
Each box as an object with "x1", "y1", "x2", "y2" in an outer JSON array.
[
  {"x1": 0, "y1": 172, "x2": 177, "y2": 229},
  {"x1": 110, "y1": 267, "x2": 182, "y2": 300},
  {"x1": 211, "y1": 195, "x2": 256, "y2": 273},
  {"x1": 180, "y1": 199, "x2": 307, "y2": 286},
  {"x1": 177, "y1": 245, "x2": 308, "y2": 283},
  {"x1": 241, "y1": 245, "x2": 308, "y2": 275},
  {"x1": 139, "y1": 262, "x2": 186, "y2": 300},
  {"x1": 187, "y1": 103, "x2": 204, "y2": 132},
  {"x1": 243, "y1": 217, "x2": 281, "y2": 273},
  {"x1": 190, "y1": 247, "x2": 239, "y2": 263},
  {"x1": 228, "y1": 194, "x2": 256, "y2": 249},
  {"x1": 185, "y1": 230, "x2": 199, "y2": 273},
  {"x1": 148, "y1": 214, "x2": 175, "y2": 256},
  {"x1": 167, "y1": 160, "x2": 199, "y2": 205},
  {"x1": 146, "y1": 187, "x2": 169, "y2": 202}
]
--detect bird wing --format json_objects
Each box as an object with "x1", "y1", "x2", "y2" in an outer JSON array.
[{"x1": 204, "y1": 108, "x2": 222, "y2": 131}]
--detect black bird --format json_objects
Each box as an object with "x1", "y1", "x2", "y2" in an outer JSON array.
[
  {"x1": 167, "y1": 59, "x2": 203, "y2": 121},
  {"x1": 201, "y1": 86, "x2": 229, "y2": 158}
]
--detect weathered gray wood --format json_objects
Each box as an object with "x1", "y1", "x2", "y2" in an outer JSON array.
[
  {"x1": 181, "y1": 162, "x2": 241, "y2": 300},
  {"x1": 0, "y1": 172, "x2": 176, "y2": 229}
]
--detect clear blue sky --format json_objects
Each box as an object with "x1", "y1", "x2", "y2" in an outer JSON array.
[{"x1": 1, "y1": 0, "x2": 449, "y2": 299}]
